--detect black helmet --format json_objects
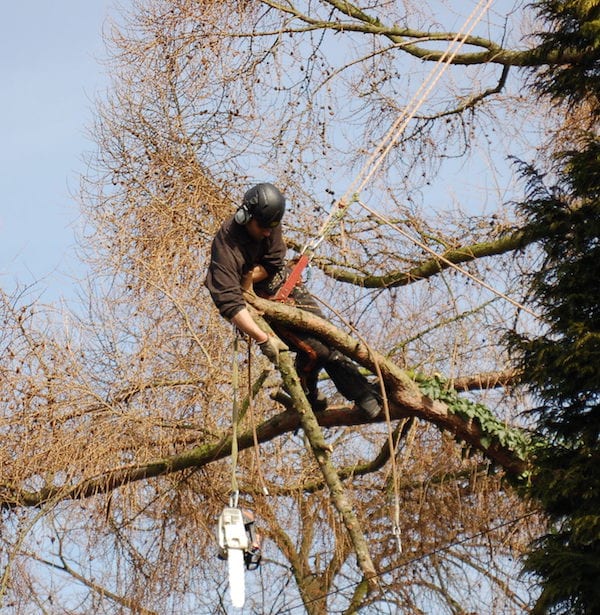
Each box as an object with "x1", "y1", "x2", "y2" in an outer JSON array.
[{"x1": 240, "y1": 183, "x2": 286, "y2": 228}]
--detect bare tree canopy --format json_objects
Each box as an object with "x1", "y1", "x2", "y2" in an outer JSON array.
[{"x1": 4, "y1": 0, "x2": 595, "y2": 612}]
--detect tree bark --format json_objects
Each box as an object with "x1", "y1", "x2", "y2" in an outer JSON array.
[
  {"x1": 248, "y1": 293, "x2": 528, "y2": 477},
  {"x1": 252, "y1": 311, "x2": 380, "y2": 593}
]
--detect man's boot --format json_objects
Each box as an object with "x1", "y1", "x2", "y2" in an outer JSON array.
[
  {"x1": 323, "y1": 351, "x2": 381, "y2": 418},
  {"x1": 307, "y1": 389, "x2": 328, "y2": 412},
  {"x1": 297, "y1": 356, "x2": 328, "y2": 412}
]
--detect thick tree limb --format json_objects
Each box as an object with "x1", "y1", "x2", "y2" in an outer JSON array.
[
  {"x1": 1, "y1": 382, "x2": 525, "y2": 510},
  {"x1": 0, "y1": 399, "x2": 412, "y2": 509},
  {"x1": 259, "y1": 0, "x2": 589, "y2": 67},
  {"x1": 247, "y1": 294, "x2": 528, "y2": 477},
  {"x1": 319, "y1": 228, "x2": 534, "y2": 288},
  {"x1": 452, "y1": 370, "x2": 518, "y2": 392},
  {"x1": 0, "y1": 305, "x2": 526, "y2": 512}
]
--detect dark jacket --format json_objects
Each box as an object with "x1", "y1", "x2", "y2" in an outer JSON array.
[{"x1": 204, "y1": 216, "x2": 286, "y2": 319}]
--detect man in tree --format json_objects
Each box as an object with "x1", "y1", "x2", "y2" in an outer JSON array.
[{"x1": 205, "y1": 182, "x2": 381, "y2": 417}]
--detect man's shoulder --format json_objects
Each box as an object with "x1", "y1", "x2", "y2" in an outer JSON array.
[
  {"x1": 214, "y1": 216, "x2": 244, "y2": 246},
  {"x1": 215, "y1": 215, "x2": 234, "y2": 236}
]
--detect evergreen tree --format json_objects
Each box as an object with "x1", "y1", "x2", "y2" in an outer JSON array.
[{"x1": 509, "y1": 1, "x2": 600, "y2": 613}]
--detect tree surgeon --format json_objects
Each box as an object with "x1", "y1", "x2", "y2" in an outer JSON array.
[{"x1": 205, "y1": 182, "x2": 381, "y2": 418}]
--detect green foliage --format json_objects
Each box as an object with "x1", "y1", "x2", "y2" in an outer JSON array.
[
  {"x1": 415, "y1": 373, "x2": 531, "y2": 462},
  {"x1": 509, "y1": 151, "x2": 600, "y2": 615},
  {"x1": 532, "y1": 0, "x2": 600, "y2": 112},
  {"x1": 506, "y1": 161, "x2": 600, "y2": 443},
  {"x1": 506, "y1": 2, "x2": 600, "y2": 612},
  {"x1": 526, "y1": 528, "x2": 600, "y2": 615}
]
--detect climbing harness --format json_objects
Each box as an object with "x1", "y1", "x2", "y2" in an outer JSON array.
[{"x1": 217, "y1": 334, "x2": 263, "y2": 608}]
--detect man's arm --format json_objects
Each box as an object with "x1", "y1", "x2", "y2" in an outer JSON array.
[
  {"x1": 234, "y1": 265, "x2": 271, "y2": 341},
  {"x1": 205, "y1": 221, "x2": 286, "y2": 357},
  {"x1": 231, "y1": 306, "x2": 288, "y2": 366},
  {"x1": 231, "y1": 307, "x2": 268, "y2": 343},
  {"x1": 252, "y1": 265, "x2": 269, "y2": 283}
]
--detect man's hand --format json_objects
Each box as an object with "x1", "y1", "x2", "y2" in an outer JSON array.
[{"x1": 259, "y1": 336, "x2": 289, "y2": 366}]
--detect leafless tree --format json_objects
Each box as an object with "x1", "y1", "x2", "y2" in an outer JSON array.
[{"x1": 2, "y1": 0, "x2": 579, "y2": 612}]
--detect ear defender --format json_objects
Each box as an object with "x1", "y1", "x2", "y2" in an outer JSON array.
[
  {"x1": 236, "y1": 183, "x2": 284, "y2": 227},
  {"x1": 234, "y1": 204, "x2": 252, "y2": 225}
]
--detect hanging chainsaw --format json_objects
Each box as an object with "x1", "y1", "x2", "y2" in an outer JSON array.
[
  {"x1": 217, "y1": 493, "x2": 263, "y2": 608},
  {"x1": 217, "y1": 331, "x2": 265, "y2": 607}
]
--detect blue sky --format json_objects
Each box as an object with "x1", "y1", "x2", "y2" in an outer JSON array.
[{"x1": 0, "y1": 1, "x2": 120, "y2": 303}]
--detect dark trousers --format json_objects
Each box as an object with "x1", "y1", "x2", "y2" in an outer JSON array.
[{"x1": 272, "y1": 284, "x2": 373, "y2": 404}]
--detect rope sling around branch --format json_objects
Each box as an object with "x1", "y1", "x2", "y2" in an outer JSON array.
[{"x1": 276, "y1": 0, "x2": 496, "y2": 301}]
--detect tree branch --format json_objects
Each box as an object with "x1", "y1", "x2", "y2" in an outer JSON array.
[
  {"x1": 0, "y1": 310, "x2": 526, "y2": 510},
  {"x1": 319, "y1": 227, "x2": 534, "y2": 288},
  {"x1": 257, "y1": 0, "x2": 588, "y2": 67},
  {"x1": 452, "y1": 370, "x2": 518, "y2": 392},
  {"x1": 33, "y1": 553, "x2": 158, "y2": 615},
  {"x1": 247, "y1": 294, "x2": 529, "y2": 477},
  {"x1": 251, "y1": 312, "x2": 380, "y2": 592}
]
